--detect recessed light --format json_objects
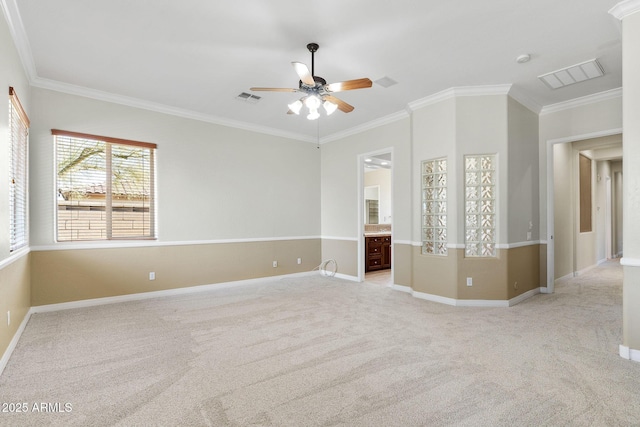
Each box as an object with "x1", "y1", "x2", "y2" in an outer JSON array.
[
  {"x1": 381, "y1": 161, "x2": 388, "y2": 166},
  {"x1": 365, "y1": 158, "x2": 372, "y2": 162}
]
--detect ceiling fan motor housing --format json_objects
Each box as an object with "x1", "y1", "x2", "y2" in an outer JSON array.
[{"x1": 299, "y1": 76, "x2": 327, "y2": 91}]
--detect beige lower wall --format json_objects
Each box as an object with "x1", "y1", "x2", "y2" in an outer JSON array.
[
  {"x1": 457, "y1": 249, "x2": 508, "y2": 300},
  {"x1": 540, "y1": 244, "x2": 547, "y2": 287},
  {"x1": 31, "y1": 239, "x2": 321, "y2": 306},
  {"x1": 0, "y1": 252, "x2": 31, "y2": 361},
  {"x1": 458, "y1": 246, "x2": 541, "y2": 301},
  {"x1": 412, "y1": 246, "x2": 457, "y2": 299},
  {"x1": 322, "y1": 240, "x2": 542, "y2": 302},
  {"x1": 507, "y1": 245, "x2": 541, "y2": 300},
  {"x1": 320, "y1": 239, "x2": 357, "y2": 278},
  {"x1": 393, "y1": 243, "x2": 412, "y2": 287},
  {"x1": 411, "y1": 244, "x2": 541, "y2": 301}
]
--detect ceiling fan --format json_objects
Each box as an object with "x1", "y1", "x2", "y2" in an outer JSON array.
[{"x1": 250, "y1": 43, "x2": 373, "y2": 120}]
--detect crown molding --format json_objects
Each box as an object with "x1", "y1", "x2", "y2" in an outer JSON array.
[
  {"x1": 407, "y1": 84, "x2": 513, "y2": 111},
  {"x1": 609, "y1": 0, "x2": 640, "y2": 20},
  {"x1": 1, "y1": 0, "x2": 623, "y2": 145},
  {"x1": 0, "y1": 0, "x2": 312, "y2": 144},
  {"x1": 31, "y1": 77, "x2": 315, "y2": 143},
  {"x1": 539, "y1": 87, "x2": 622, "y2": 115},
  {"x1": 507, "y1": 85, "x2": 542, "y2": 114},
  {"x1": 320, "y1": 110, "x2": 409, "y2": 144},
  {"x1": 0, "y1": 0, "x2": 37, "y2": 80}
]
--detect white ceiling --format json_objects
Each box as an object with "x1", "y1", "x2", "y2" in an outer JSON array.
[{"x1": 5, "y1": 0, "x2": 624, "y2": 142}]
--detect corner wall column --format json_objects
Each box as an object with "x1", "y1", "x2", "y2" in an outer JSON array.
[{"x1": 610, "y1": 1, "x2": 640, "y2": 361}]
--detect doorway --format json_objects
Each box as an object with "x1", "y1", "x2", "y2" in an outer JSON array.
[
  {"x1": 358, "y1": 149, "x2": 393, "y2": 285},
  {"x1": 547, "y1": 133, "x2": 622, "y2": 289}
]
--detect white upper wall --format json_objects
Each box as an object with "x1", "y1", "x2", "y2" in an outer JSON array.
[
  {"x1": 29, "y1": 88, "x2": 321, "y2": 246},
  {"x1": 539, "y1": 93, "x2": 623, "y2": 240},
  {"x1": 412, "y1": 97, "x2": 457, "y2": 244},
  {"x1": 508, "y1": 97, "x2": 540, "y2": 244},
  {"x1": 321, "y1": 117, "x2": 411, "y2": 240},
  {"x1": 455, "y1": 95, "x2": 509, "y2": 245}
]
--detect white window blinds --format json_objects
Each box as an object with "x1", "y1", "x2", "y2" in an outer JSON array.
[
  {"x1": 54, "y1": 130, "x2": 157, "y2": 241},
  {"x1": 9, "y1": 87, "x2": 30, "y2": 252}
]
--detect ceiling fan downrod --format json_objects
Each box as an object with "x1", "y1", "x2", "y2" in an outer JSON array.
[{"x1": 307, "y1": 43, "x2": 319, "y2": 77}]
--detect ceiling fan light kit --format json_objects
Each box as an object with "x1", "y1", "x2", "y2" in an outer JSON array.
[{"x1": 251, "y1": 43, "x2": 372, "y2": 120}]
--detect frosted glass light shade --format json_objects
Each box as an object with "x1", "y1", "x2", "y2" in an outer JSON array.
[
  {"x1": 288, "y1": 100, "x2": 303, "y2": 115},
  {"x1": 323, "y1": 100, "x2": 338, "y2": 115}
]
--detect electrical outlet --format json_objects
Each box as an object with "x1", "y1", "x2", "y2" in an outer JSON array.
[
  {"x1": 7, "y1": 311, "x2": 10, "y2": 326},
  {"x1": 514, "y1": 281, "x2": 518, "y2": 290},
  {"x1": 466, "y1": 277, "x2": 473, "y2": 287},
  {"x1": 527, "y1": 231, "x2": 532, "y2": 241},
  {"x1": 273, "y1": 261, "x2": 278, "y2": 268},
  {"x1": 297, "y1": 258, "x2": 302, "y2": 265},
  {"x1": 149, "y1": 272, "x2": 155, "y2": 280}
]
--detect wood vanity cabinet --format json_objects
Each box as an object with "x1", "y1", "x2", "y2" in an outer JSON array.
[{"x1": 365, "y1": 235, "x2": 391, "y2": 272}]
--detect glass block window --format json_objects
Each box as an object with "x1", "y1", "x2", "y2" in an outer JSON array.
[
  {"x1": 465, "y1": 155, "x2": 496, "y2": 257},
  {"x1": 421, "y1": 158, "x2": 447, "y2": 255}
]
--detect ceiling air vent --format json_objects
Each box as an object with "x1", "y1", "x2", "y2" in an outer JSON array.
[
  {"x1": 375, "y1": 76, "x2": 398, "y2": 88},
  {"x1": 236, "y1": 92, "x2": 261, "y2": 103},
  {"x1": 538, "y1": 59, "x2": 604, "y2": 90}
]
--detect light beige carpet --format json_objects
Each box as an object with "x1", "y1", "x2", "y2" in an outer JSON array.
[{"x1": 1, "y1": 260, "x2": 639, "y2": 426}]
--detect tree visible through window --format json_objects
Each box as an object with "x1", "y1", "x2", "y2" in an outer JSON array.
[{"x1": 54, "y1": 130, "x2": 157, "y2": 241}]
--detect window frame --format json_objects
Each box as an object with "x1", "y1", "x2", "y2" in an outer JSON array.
[
  {"x1": 9, "y1": 87, "x2": 30, "y2": 252},
  {"x1": 53, "y1": 129, "x2": 157, "y2": 242}
]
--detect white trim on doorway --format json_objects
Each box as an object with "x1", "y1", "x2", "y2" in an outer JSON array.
[
  {"x1": 545, "y1": 127, "x2": 623, "y2": 293},
  {"x1": 357, "y1": 147, "x2": 394, "y2": 283}
]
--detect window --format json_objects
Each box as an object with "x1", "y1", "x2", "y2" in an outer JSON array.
[
  {"x1": 579, "y1": 154, "x2": 592, "y2": 233},
  {"x1": 421, "y1": 158, "x2": 447, "y2": 255},
  {"x1": 465, "y1": 154, "x2": 496, "y2": 257},
  {"x1": 9, "y1": 87, "x2": 30, "y2": 252},
  {"x1": 54, "y1": 130, "x2": 157, "y2": 241}
]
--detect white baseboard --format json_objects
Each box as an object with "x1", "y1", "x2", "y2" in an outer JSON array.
[
  {"x1": 0, "y1": 309, "x2": 33, "y2": 377},
  {"x1": 619, "y1": 345, "x2": 640, "y2": 362},
  {"x1": 333, "y1": 273, "x2": 359, "y2": 282},
  {"x1": 391, "y1": 284, "x2": 412, "y2": 293},
  {"x1": 390, "y1": 284, "x2": 541, "y2": 307},
  {"x1": 30, "y1": 271, "x2": 317, "y2": 314},
  {"x1": 508, "y1": 288, "x2": 542, "y2": 306},
  {"x1": 555, "y1": 272, "x2": 574, "y2": 283}
]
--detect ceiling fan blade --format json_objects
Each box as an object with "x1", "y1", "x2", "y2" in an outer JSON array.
[
  {"x1": 324, "y1": 95, "x2": 355, "y2": 113},
  {"x1": 292, "y1": 62, "x2": 316, "y2": 86},
  {"x1": 325, "y1": 78, "x2": 373, "y2": 92},
  {"x1": 250, "y1": 87, "x2": 298, "y2": 92}
]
